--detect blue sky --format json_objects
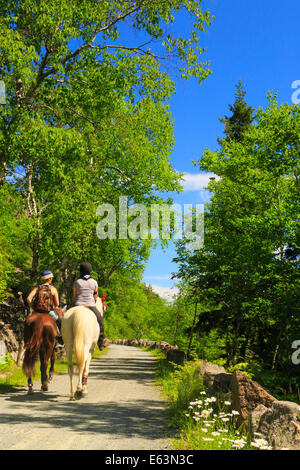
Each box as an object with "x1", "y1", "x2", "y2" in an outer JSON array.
[{"x1": 141, "y1": 0, "x2": 300, "y2": 299}]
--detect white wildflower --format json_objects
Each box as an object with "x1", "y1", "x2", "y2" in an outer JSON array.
[
  {"x1": 251, "y1": 438, "x2": 269, "y2": 448},
  {"x1": 232, "y1": 439, "x2": 246, "y2": 449}
]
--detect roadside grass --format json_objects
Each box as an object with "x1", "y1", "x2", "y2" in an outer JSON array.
[
  {"x1": 0, "y1": 346, "x2": 108, "y2": 394},
  {"x1": 147, "y1": 349, "x2": 272, "y2": 451}
]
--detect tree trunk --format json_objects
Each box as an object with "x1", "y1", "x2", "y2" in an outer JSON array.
[{"x1": 187, "y1": 300, "x2": 198, "y2": 357}]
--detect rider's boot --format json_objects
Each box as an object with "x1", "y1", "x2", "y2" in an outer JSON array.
[
  {"x1": 55, "y1": 320, "x2": 64, "y2": 346},
  {"x1": 97, "y1": 331, "x2": 105, "y2": 350}
]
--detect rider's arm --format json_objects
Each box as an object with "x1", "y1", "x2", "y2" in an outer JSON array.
[
  {"x1": 51, "y1": 287, "x2": 59, "y2": 308},
  {"x1": 73, "y1": 287, "x2": 77, "y2": 302},
  {"x1": 93, "y1": 278, "x2": 98, "y2": 303},
  {"x1": 27, "y1": 287, "x2": 37, "y2": 305}
]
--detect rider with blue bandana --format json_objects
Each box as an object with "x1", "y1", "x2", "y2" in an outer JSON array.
[{"x1": 27, "y1": 270, "x2": 61, "y2": 337}]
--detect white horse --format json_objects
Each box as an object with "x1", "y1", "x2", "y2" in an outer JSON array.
[{"x1": 61, "y1": 298, "x2": 104, "y2": 400}]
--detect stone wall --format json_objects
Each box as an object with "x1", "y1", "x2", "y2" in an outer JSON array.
[
  {"x1": 197, "y1": 361, "x2": 300, "y2": 450},
  {"x1": 111, "y1": 340, "x2": 300, "y2": 450},
  {"x1": 110, "y1": 338, "x2": 185, "y2": 364},
  {"x1": 0, "y1": 294, "x2": 26, "y2": 365}
]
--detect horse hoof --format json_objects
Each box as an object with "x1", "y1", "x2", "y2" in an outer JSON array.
[
  {"x1": 75, "y1": 390, "x2": 82, "y2": 400},
  {"x1": 28, "y1": 387, "x2": 34, "y2": 395},
  {"x1": 41, "y1": 383, "x2": 48, "y2": 391}
]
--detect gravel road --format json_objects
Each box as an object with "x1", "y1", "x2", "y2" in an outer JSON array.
[{"x1": 0, "y1": 344, "x2": 171, "y2": 450}]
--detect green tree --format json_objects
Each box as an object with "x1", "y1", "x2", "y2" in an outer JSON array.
[
  {"x1": 217, "y1": 79, "x2": 254, "y2": 146},
  {"x1": 0, "y1": 1, "x2": 214, "y2": 332},
  {"x1": 174, "y1": 96, "x2": 300, "y2": 373}
]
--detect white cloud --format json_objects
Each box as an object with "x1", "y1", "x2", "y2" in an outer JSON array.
[
  {"x1": 182, "y1": 172, "x2": 219, "y2": 191},
  {"x1": 149, "y1": 284, "x2": 179, "y2": 301},
  {"x1": 144, "y1": 275, "x2": 171, "y2": 281}
]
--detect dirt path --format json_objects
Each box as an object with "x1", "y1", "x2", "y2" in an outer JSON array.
[{"x1": 0, "y1": 344, "x2": 171, "y2": 450}]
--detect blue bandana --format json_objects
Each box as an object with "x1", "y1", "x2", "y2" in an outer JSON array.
[{"x1": 42, "y1": 270, "x2": 52, "y2": 277}]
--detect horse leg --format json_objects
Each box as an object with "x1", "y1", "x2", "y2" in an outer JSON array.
[
  {"x1": 75, "y1": 364, "x2": 84, "y2": 400},
  {"x1": 65, "y1": 344, "x2": 75, "y2": 400},
  {"x1": 27, "y1": 377, "x2": 33, "y2": 394},
  {"x1": 82, "y1": 348, "x2": 94, "y2": 396},
  {"x1": 81, "y1": 362, "x2": 90, "y2": 396},
  {"x1": 75, "y1": 346, "x2": 90, "y2": 399},
  {"x1": 48, "y1": 346, "x2": 56, "y2": 382},
  {"x1": 39, "y1": 350, "x2": 49, "y2": 391}
]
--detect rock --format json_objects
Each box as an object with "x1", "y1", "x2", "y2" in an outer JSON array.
[
  {"x1": 230, "y1": 371, "x2": 276, "y2": 427},
  {"x1": 211, "y1": 372, "x2": 232, "y2": 394},
  {"x1": 166, "y1": 349, "x2": 185, "y2": 365},
  {"x1": 0, "y1": 325, "x2": 20, "y2": 362},
  {"x1": 197, "y1": 361, "x2": 227, "y2": 391},
  {"x1": 257, "y1": 401, "x2": 300, "y2": 450},
  {"x1": 157, "y1": 341, "x2": 170, "y2": 352},
  {"x1": 103, "y1": 338, "x2": 110, "y2": 348},
  {"x1": 0, "y1": 339, "x2": 7, "y2": 357},
  {"x1": 0, "y1": 295, "x2": 26, "y2": 364},
  {"x1": 249, "y1": 404, "x2": 268, "y2": 437}
]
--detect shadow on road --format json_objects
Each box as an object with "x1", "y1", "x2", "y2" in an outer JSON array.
[
  {"x1": 88, "y1": 356, "x2": 159, "y2": 384},
  {"x1": 0, "y1": 347, "x2": 171, "y2": 442},
  {"x1": 0, "y1": 398, "x2": 169, "y2": 440}
]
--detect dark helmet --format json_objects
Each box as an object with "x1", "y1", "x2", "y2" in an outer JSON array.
[{"x1": 80, "y1": 262, "x2": 92, "y2": 276}]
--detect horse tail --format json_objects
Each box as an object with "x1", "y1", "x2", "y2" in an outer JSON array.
[
  {"x1": 73, "y1": 311, "x2": 85, "y2": 373},
  {"x1": 23, "y1": 317, "x2": 43, "y2": 377}
]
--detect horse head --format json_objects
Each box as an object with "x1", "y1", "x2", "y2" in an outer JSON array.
[
  {"x1": 101, "y1": 293, "x2": 107, "y2": 312},
  {"x1": 54, "y1": 306, "x2": 66, "y2": 321}
]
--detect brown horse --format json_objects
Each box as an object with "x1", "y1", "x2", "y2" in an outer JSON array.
[{"x1": 23, "y1": 308, "x2": 63, "y2": 394}]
